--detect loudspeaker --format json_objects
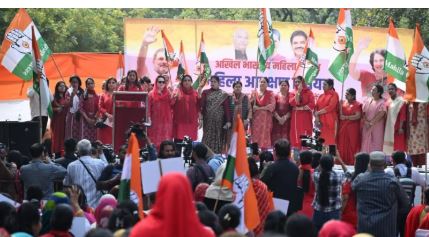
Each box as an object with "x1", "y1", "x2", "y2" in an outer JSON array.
[{"x1": 0, "y1": 121, "x2": 40, "y2": 157}]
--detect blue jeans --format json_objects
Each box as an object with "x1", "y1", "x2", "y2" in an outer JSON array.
[{"x1": 312, "y1": 209, "x2": 340, "y2": 230}]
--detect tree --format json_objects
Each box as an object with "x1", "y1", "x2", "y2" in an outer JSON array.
[{"x1": 0, "y1": 8, "x2": 428, "y2": 52}]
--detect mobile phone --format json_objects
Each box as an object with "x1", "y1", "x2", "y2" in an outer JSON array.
[{"x1": 329, "y1": 145, "x2": 336, "y2": 156}]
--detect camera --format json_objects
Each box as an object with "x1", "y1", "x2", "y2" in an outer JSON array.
[
  {"x1": 125, "y1": 121, "x2": 150, "y2": 140},
  {"x1": 300, "y1": 128, "x2": 325, "y2": 151},
  {"x1": 101, "y1": 144, "x2": 116, "y2": 163},
  {"x1": 139, "y1": 147, "x2": 150, "y2": 161},
  {"x1": 176, "y1": 136, "x2": 193, "y2": 164}
]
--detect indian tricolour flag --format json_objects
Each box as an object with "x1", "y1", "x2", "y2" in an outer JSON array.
[
  {"x1": 384, "y1": 18, "x2": 408, "y2": 91},
  {"x1": 296, "y1": 28, "x2": 319, "y2": 85},
  {"x1": 0, "y1": 9, "x2": 53, "y2": 118},
  {"x1": 176, "y1": 40, "x2": 188, "y2": 81},
  {"x1": 118, "y1": 133, "x2": 144, "y2": 219},
  {"x1": 405, "y1": 24, "x2": 429, "y2": 102},
  {"x1": 257, "y1": 8, "x2": 275, "y2": 72},
  {"x1": 222, "y1": 114, "x2": 260, "y2": 233},
  {"x1": 193, "y1": 32, "x2": 211, "y2": 89},
  {"x1": 161, "y1": 30, "x2": 178, "y2": 67},
  {"x1": 328, "y1": 8, "x2": 354, "y2": 83},
  {"x1": 1, "y1": 9, "x2": 51, "y2": 81},
  {"x1": 31, "y1": 26, "x2": 53, "y2": 118}
]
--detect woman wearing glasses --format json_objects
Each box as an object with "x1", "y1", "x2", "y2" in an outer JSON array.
[{"x1": 148, "y1": 75, "x2": 174, "y2": 148}]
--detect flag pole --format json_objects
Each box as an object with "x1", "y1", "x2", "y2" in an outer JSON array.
[
  {"x1": 32, "y1": 26, "x2": 43, "y2": 142},
  {"x1": 50, "y1": 54, "x2": 65, "y2": 82}
]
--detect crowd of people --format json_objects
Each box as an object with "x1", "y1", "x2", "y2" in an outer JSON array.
[{"x1": 1, "y1": 135, "x2": 429, "y2": 237}]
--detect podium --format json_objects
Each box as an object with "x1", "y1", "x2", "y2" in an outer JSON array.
[{"x1": 112, "y1": 91, "x2": 148, "y2": 152}]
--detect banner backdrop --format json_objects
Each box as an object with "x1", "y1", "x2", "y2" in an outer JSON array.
[{"x1": 124, "y1": 18, "x2": 414, "y2": 101}]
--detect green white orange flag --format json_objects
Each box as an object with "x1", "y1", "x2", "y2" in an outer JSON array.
[
  {"x1": 222, "y1": 114, "x2": 260, "y2": 233},
  {"x1": 0, "y1": 9, "x2": 52, "y2": 81},
  {"x1": 118, "y1": 133, "x2": 144, "y2": 219},
  {"x1": 193, "y1": 32, "x2": 211, "y2": 89},
  {"x1": 161, "y1": 30, "x2": 178, "y2": 67},
  {"x1": 257, "y1": 8, "x2": 275, "y2": 72},
  {"x1": 405, "y1": 24, "x2": 429, "y2": 102},
  {"x1": 328, "y1": 8, "x2": 354, "y2": 83},
  {"x1": 176, "y1": 40, "x2": 189, "y2": 81},
  {"x1": 296, "y1": 28, "x2": 319, "y2": 85},
  {"x1": 116, "y1": 51, "x2": 125, "y2": 82},
  {"x1": 31, "y1": 26, "x2": 53, "y2": 118},
  {"x1": 384, "y1": 18, "x2": 408, "y2": 91}
]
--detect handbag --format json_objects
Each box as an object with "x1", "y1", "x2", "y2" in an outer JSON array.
[{"x1": 95, "y1": 116, "x2": 107, "y2": 128}]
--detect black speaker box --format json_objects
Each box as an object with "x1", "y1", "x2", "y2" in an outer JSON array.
[{"x1": 0, "y1": 121, "x2": 40, "y2": 157}]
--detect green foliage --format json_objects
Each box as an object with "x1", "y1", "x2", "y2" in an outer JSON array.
[{"x1": 0, "y1": 8, "x2": 428, "y2": 52}]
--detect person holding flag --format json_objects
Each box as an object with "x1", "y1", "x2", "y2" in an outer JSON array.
[
  {"x1": 0, "y1": 9, "x2": 53, "y2": 140},
  {"x1": 172, "y1": 74, "x2": 199, "y2": 142},
  {"x1": 289, "y1": 76, "x2": 315, "y2": 149}
]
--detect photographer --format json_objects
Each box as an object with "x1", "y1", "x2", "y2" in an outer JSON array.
[
  {"x1": 96, "y1": 144, "x2": 128, "y2": 193},
  {"x1": 186, "y1": 143, "x2": 215, "y2": 191},
  {"x1": 126, "y1": 122, "x2": 157, "y2": 161}
]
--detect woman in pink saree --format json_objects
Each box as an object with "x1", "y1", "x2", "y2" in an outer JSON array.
[
  {"x1": 361, "y1": 85, "x2": 387, "y2": 153},
  {"x1": 250, "y1": 77, "x2": 276, "y2": 150}
]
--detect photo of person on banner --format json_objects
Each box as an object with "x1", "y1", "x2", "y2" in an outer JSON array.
[
  {"x1": 137, "y1": 25, "x2": 173, "y2": 85},
  {"x1": 233, "y1": 28, "x2": 249, "y2": 61},
  {"x1": 349, "y1": 37, "x2": 388, "y2": 98}
]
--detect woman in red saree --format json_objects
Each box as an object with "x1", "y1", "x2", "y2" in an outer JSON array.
[
  {"x1": 337, "y1": 88, "x2": 362, "y2": 165},
  {"x1": 315, "y1": 79, "x2": 339, "y2": 145},
  {"x1": 51, "y1": 81, "x2": 69, "y2": 156},
  {"x1": 272, "y1": 80, "x2": 292, "y2": 145},
  {"x1": 80, "y1": 78, "x2": 99, "y2": 142},
  {"x1": 405, "y1": 188, "x2": 429, "y2": 237},
  {"x1": 148, "y1": 75, "x2": 173, "y2": 148},
  {"x1": 129, "y1": 173, "x2": 215, "y2": 237},
  {"x1": 172, "y1": 75, "x2": 199, "y2": 141},
  {"x1": 250, "y1": 77, "x2": 276, "y2": 150},
  {"x1": 97, "y1": 77, "x2": 117, "y2": 144},
  {"x1": 289, "y1": 76, "x2": 315, "y2": 148}
]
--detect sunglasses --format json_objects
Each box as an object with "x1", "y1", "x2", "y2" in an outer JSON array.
[{"x1": 157, "y1": 81, "x2": 166, "y2": 84}]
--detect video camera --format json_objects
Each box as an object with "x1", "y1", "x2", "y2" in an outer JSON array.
[
  {"x1": 101, "y1": 144, "x2": 116, "y2": 163},
  {"x1": 300, "y1": 128, "x2": 325, "y2": 151},
  {"x1": 125, "y1": 121, "x2": 150, "y2": 140},
  {"x1": 176, "y1": 136, "x2": 193, "y2": 165}
]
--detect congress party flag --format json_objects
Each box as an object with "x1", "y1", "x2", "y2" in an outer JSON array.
[
  {"x1": 161, "y1": 30, "x2": 178, "y2": 67},
  {"x1": 176, "y1": 40, "x2": 189, "y2": 81},
  {"x1": 385, "y1": 18, "x2": 408, "y2": 91},
  {"x1": 298, "y1": 28, "x2": 319, "y2": 85},
  {"x1": 193, "y1": 32, "x2": 211, "y2": 89},
  {"x1": 257, "y1": 8, "x2": 275, "y2": 72},
  {"x1": 116, "y1": 51, "x2": 125, "y2": 82}
]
